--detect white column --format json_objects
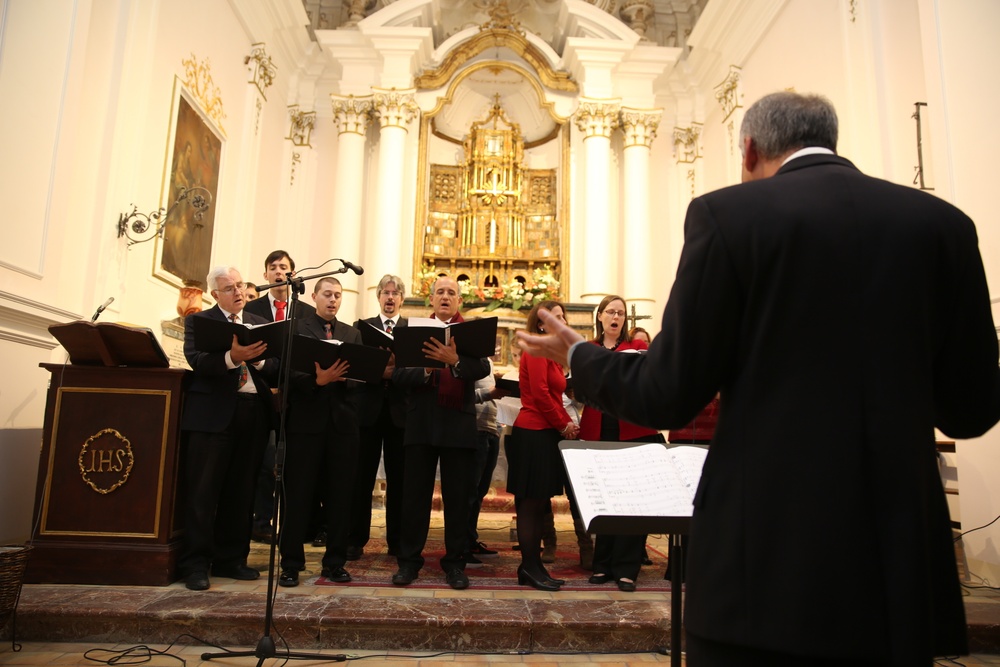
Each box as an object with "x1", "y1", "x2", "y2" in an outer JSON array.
[
  {"x1": 370, "y1": 88, "x2": 417, "y2": 290},
  {"x1": 331, "y1": 95, "x2": 373, "y2": 320},
  {"x1": 574, "y1": 99, "x2": 620, "y2": 303},
  {"x1": 621, "y1": 108, "x2": 662, "y2": 308}
]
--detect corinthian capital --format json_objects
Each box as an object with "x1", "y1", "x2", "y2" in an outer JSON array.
[
  {"x1": 372, "y1": 88, "x2": 418, "y2": 130},
  {"x1": 620, "y1": 108, "x2": 662, "y2": 148},
  {"x1": 574, "y1": 99, "x2": 621, "y2": 139},
  {"x1": 330, "y1": 95, "x2": 374, "y2": 135}
]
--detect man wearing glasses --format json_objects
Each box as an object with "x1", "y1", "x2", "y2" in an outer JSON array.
[
  {"x1": 178, "y1": 266, "x2": 278, "y2": 591},
  {"x1": 349, "y1": 274, "x2": 409, "y2": 559}
]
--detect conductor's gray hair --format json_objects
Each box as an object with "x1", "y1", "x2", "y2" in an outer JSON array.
[{"x1": 740, "y1": 92, "x2": 838, "y2": 160}]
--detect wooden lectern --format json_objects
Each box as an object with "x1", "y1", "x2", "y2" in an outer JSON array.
[{"x1": 25, "y1": 322, "x2": 186, "y2": 586}]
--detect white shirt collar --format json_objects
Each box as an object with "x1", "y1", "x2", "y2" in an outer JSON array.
[{"x1": 781, "y1": 146, "x2": 835, "y2": 166}]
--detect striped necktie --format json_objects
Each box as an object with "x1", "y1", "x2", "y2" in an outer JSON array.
[{"x1": 229, "y1": 314, "x2": 248, "y2": 388}]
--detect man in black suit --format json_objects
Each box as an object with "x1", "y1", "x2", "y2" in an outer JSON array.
[
  {"x1": 179, "y1": 266, "x2": 278, "y2": 591},
  {"x1": 349, "y1": 274, "x2": 408, "y2": 559},
  {"x1": 391, "y1": 276, "x2": 491, "y2": 590},
  {"x1": 277, "y1": 276, "x2": 362, "y2": 587},
  {"x1": 244, "y1": 250, "x2": 316, "y2": 545},
  {"x1": 518, "y1": 92, "x2": 1000, "y2": 665}
]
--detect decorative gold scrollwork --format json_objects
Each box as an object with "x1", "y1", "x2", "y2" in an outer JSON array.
[{"x1": 78, "y1": 428, "x2": 135, "y2": 495}]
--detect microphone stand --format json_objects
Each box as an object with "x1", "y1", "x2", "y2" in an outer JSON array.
[{"x1": 202, "y1": 263, "x2": 355, "y2": 665}]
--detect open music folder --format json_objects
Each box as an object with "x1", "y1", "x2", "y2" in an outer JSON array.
[
  {"x1": 558, "y1": 441, "x2": 708, "y2": 535},
  {"x1": 392, "y1": 316, "x2": 498, "y2": 368}
]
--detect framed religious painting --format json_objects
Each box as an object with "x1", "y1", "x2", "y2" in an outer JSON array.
[{"x1": 153, "y1": 77, "x2": 224, "y2": 294}]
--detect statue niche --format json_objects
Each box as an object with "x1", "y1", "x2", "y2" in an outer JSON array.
[{"x1": 422, "y1": 99, "x2": 560, "y2": 291}]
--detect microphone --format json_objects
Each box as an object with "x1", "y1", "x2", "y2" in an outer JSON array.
[
  {"x1": 340, "y1": 260, "x2": 364, "y2": 275},
  {"x1": 91, "y1": 297, "x2": 115, "y2": 322}
]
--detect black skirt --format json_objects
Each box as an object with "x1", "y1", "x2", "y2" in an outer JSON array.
[{"x1": 505, "y1": 426, "x2": 567, "y2": 500}]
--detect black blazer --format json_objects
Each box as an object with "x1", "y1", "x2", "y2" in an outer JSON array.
[
  {"x1": 392, "y1": 344, "x2": 490, "y2": 449},
  {"x1": 181, "y1": 306, "x2": 278, "y2": 432},
  {"x1": 353, "y1": 315, "x2": 408, "y2": 427},
  {"x1": 283, "y1": 314, "x2": 362, "y2": 435},
  {"x1": 244, "y1": 294, "x2": 316, "y2": 322},
  {"x1": 569, "y1": 154, "x2": 1000, "y2": 662}
]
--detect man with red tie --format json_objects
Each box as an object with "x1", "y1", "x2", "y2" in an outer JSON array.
[
  {"x1": 179, "y1": 266, "x2": 278, "y2": 591},
  {"x1": 244, "y1": 250, "x2": 316, "y2": 544}
]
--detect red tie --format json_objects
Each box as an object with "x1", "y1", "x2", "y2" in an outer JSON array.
[
  {"x1": 384, "y1": 320, "x2": 393, "y2": 334},
  {"x1": 275, "y1": 300, "x2": 286, "y2": 321},
  {"x1": 229, "y1": 314, "x2": 248, "y2": 388},
  {"x1": 324, "y1": 322, "x2": 333, "y2": 340}
]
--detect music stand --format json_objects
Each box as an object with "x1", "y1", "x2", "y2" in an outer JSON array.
[
  {"x1": 559, "y1": 440, "x2": 707, "y2": 667},
  {"x1": 202, "y1": 262, "x2": 357, "y2": 665}
]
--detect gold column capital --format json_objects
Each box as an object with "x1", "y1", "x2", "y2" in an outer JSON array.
[
  {"x1": 620, "y1": 108, "x2": 663, "y2": 148},
  {"x1": 574, "y1": 99, "x2": 621, "y2": 139},
  {"x1": 331, "y1": 95, "x2": 374, "y2": 135},
  {"x1": 673, "y1": 124, "x2": 703, "y2": 163},
  {"x1": 372, "y1": 87, "x2": 418, "y2": 130}
]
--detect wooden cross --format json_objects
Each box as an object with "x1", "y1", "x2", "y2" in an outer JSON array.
[{"x1": 628, "y1": 303, "x2": 652, "y2": 331}]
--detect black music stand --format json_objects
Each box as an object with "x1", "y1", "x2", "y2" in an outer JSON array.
[
  {"x1": 202, "y1": 262, "x2": 358, "y2": 665},
  {"x1": 559, "y1": 440, "x2": 707, "y2": 667}
]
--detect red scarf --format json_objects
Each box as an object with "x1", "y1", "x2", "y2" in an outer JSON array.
[{"x1": 433, "y1": 312, "x2": 466, "y2": 410}]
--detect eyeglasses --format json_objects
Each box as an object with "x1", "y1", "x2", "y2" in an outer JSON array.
[
  {"x1": 381, "y1": 290, "x2": 402, "y2": 298},
  {"x1": 216, "y1": 282, "x2": 246, "y2": 295},
  {"x1": 603, "y1": 309, "x2": 626, "y2": 318}
]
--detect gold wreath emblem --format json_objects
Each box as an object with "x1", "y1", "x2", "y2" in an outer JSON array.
[{"x1": 78, "y1": 428, "x2": 135, "y2": 494}]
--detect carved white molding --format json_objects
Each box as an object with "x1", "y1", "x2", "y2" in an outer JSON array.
[{"x1": 673, "y1": 123, "x2": 702, "y2": 163}]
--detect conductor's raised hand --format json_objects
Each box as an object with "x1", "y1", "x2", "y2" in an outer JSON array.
[
  {"x1": 231, "y1": 334, "x2": 266, "y2": 363},
  {"x1": 423, "y1": 336, "x2": 460, "y2": 367},
  {"x1": 315, "y1": 358, "x2": 350, "y2": 386},
  {"x1": 515, "y1": 308, "x2": 583, "y2": 368}
]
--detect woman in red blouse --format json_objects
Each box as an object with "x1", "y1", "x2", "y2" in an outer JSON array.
[
  {"x1": 580, "y1": 295, "x2": 665, "y2": 592},
  {"x1": 509, "y1": 300, "x2": 579, "y2": 591}
]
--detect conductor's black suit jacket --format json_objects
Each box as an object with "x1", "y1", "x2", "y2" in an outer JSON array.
[
  {"x1": 569, "y1": 154, "x2": 1000, "y2": 663},
  {"x1": 181, "y1": 306, "x2": 278, "y2": 432}
]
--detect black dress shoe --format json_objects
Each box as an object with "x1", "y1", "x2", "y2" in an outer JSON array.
[
  {"x1": 517, "y1": 566, "x2": 560, "y2": 591},
  {"x1": 588, "y1": 573, "x2": 613, "y2": 585},
  {"x1": 547, "y1": 576, "x2": 566, "y2": 586},
  {"x1": 251, "y1": 528, "x2": 274, "y2": 544},
  {"x1": 617, "y1": 578, "x2": 637, "y2": 592},
  {"x1": 322, "y1": 566, "x2": 352, "y2": 583},
  {"x1": 278, "y1": 569, "x2": 299, "y2": 587},
  {"x1": 345, "y1": 545, "x2": 363, "y2": 561},
  {"x1": 312, "y1": 530, "x2": 327, "y2": 547},
  {"x1": 445, "y1": 568, "x2": 469, "y2": 590},
  {"x1": 185, "y1": 571, "x2": 209, "y2": 591},
  {"x1": 392, "y1": 568, "x2": 418, "y2": 586},
  {"x1": 212, "y1": 564, "x2": 260, "y2": 580}
]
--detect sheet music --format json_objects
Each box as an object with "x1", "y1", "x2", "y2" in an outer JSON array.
[{"x1": 561, "y1": 443, "x2": 707, "y2": 528}]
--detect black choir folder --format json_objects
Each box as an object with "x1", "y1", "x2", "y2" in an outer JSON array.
[
  {"x1": 392, "y1": 317, "x2": 498, "y2": 368},
  {"x1": 559, "y1": 441, "x2": 708, "y2": 535},
  {"x1": 191, "y1": 317, "x2": 290, "y2": 360},
  {"x1": 288, "y1": 335, "x2": 390, "y2": 384},
  {"x1": 358, "y1": 321, "x2": 394, "y2": 349}
]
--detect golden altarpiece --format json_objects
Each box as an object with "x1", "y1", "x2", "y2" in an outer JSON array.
[{"x1": 419, "y1": 98, "x2": 561, "y2": 293}]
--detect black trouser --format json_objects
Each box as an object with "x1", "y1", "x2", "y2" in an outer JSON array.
[
  {"x1": 468, "y1": 429, "x2": 500, "y2": 543},
  {"x1": 396, "y1": 444, "x2": 475, "y2": 573},
  {"x1": 179, "y1": 395, "x2": 269, "y2": 575},
  {"x1": 350, "y1": 406, "x2": 405, "y2": 552}
]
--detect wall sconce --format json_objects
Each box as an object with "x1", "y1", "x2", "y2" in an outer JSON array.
[
  {"x1": 287, "y1": 105, "x2": 317, "y2": 147},
  {"x1": 116, "y1": 186, "x2": 213, "y2": 247},
  {"x1": 244, "y1": 42, "x2": 277, "y2": 100}
]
